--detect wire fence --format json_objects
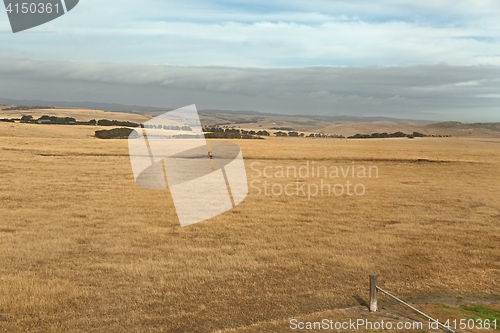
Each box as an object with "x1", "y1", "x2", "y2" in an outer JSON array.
[{"x1": 370, "y1": 274, "x2": 456, "y2": 333}]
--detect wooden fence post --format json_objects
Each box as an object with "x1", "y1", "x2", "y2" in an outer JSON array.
[{"x1": 369, "y1": 275, "x2": 378, "y2": 312}]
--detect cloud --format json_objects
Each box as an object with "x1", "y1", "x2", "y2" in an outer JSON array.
[
  {"x1": 1, "y1": 1, "x2": 500, "y2": 67},
  {"x1": 1, "y1": 58, "x2": 499, "y2": 122}
]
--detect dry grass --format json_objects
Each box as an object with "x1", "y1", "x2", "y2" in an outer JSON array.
[
  {"x1": 0, "y1": 122, "x2": 499, "y2": 332},
  {"x1": 0, "y1": 108, "x2": 150, "y2": 123}
]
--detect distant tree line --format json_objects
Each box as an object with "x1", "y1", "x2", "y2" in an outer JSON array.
[
  {"x1": 96, "y1": 119, "x2": 140, "y2": 127},
  {"x1": 348, "y1": 131, "x2": 430, "y2": 139},
  {"x1": 7, "y1": 115, "x2": 453, "y2": 140},
  {"x1": 275, "y1": 131, "x2": 345, "y2": 138},
  {"x1": 95, "y1": 128, "x2": 134, "y2": 139},
  {"x1": 143, "y1": 124, "x2": 193, "y2": 131},
  {"x1": 275, "y1": 131, "x2": 303, "y2": 137},
  {"x1": 18, "y1": 115, "x2": 141, "y2": 127},
  {"x1": 2, "y1": 105, "x2": 55, "y2": 111},
  {"x1": 21, "y1": 115, "x2": 77, "y2": 124},
  {"x1": 203, "y1": 127, "x2": 269, "y2": 139}
]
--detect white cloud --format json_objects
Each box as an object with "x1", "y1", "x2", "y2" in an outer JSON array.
[{"x1": 1, "y1": 0, "x2": 500, "y2": 67}]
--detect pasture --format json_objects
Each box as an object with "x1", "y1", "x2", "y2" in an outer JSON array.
[{"x1": 0, "y1": 121, "x2": 499, "y2": 332}]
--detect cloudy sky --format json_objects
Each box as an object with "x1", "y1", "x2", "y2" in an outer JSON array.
[{"x1": 1, "y1": 0, "x2": 500, "y2": 122}]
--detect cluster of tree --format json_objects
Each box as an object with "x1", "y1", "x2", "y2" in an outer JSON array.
[
  {"x1": 20, "y1": 115, "x2": 77, "y2": 124},
  {"x1": 20, "y1": 115, "x2": 34, "y2": 123},
  {"x1": 2, "y1": 105, "x2": 55, "y2": 111},
  {"x1": 97, "y1": 119, "x2": 140, "y2": 127},
  {"x1": 19, "y1": 115, "x2": 95, "y2": 125},
  {"x1": 428, "y1": 134, "x2": 452, "y2": 137},
  {"x1": 204, "y1": 127, "x2": 223, "y2": 132},
  {"x1": 172, "y1": 134, "x2": 205, "y2": 139},
  {"x1": 305, "y1": 133, "x2": 344, "y2": 138},
  {"x1": 274, "y1": 131, "x2": 345, "y2": 138},
  {"x1": 275, "y1": 131, "x2": 303, "y2": 137},
  {"x1": 271, "y1": 127, "x2": 295, "y2": 131},
  {"x1": 143, "y1": 124, "x2": 192, "y2": 131},
  {"x1": 82, "y1": 119, "x2": 97, "y2": 125},
  {"x1": 203, "y1": 127, "x2": 268, "y2": 139},
  {"x1": 241, "y1": 129, "x2": 270, "y2": 136},
  {"x1": 0, "y1": 118, "x2": 16, "y2": 123},
  {"x1": 348, "y1": 131, "x2": 428, "y2": 139},
  {"x1": 18, "y1": 115, "x2": 141, "y2": 127},
  {"x1": 95, "y1": 128, "x2": 134, "y2": 139}
]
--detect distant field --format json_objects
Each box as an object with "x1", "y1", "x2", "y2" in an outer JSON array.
[
  {"x1": 2, "y1": 107, "x2": 500, "y2": 138},
  {"x1": 0, "y1": 120, "x2": 499, "y2": 332},
  {"x1": 0, "y1": 107, "x2": 150, "y2": 123}
]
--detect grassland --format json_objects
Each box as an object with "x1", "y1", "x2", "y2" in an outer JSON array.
[
  {"x1": 0, "y1": 120, "x2": 499, "y2": 332},
  {"x1": 0, "y1": 107, "x2": 150, "y2": 123}
]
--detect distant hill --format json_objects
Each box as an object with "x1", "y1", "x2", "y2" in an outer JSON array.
[
  {"x1": 1, "y1": 97, "x2": 431, "y2": 124},
  {"x1": 430, "y1": 121, "x2": 467, "y2": 128},
  {"x1": 424, "y1": 122, "x2": 500, "y2": 137},
  {"x1": 2, "y1": 98, "x2": 499, "y2": 137},
  {"x1": 0, "y1": 97, "x2": 167, "y2": 113},
  {"x1": 430, "y1": 121, "x2": 500, "y2": 132}
]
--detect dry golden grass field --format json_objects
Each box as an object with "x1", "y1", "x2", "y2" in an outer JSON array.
[
  {"x1": 0, "y1": 108, "x2": 150, "y2": 123},
  {"x1": 0, "y1": 120, "x2": 499, "y2": 332}
]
